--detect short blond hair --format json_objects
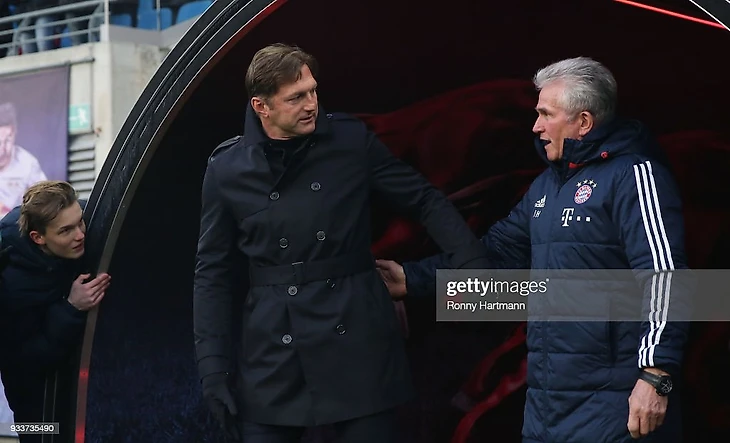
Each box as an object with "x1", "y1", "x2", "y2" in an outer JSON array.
[{"x1": 19, "y1": 181, "x2": 79, "y2": 236}]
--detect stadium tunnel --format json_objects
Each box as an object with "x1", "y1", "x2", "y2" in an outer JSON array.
[{"x1": 60, "y1": 0, "x2": 730, "y2": 442}]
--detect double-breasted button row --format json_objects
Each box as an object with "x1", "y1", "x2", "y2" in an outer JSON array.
[
  {"x1": 282, "y1": 334, "x2": 292, "y2": 345},
  {"x1": 288, "y1": 285, "x2": 298, "y2": 296},
  {"x1": 269, "y1": 182, "x2": 320, "y2": 202},
  {"x1": 279, "y1": 233, "x2": 325, "y2": 249}
]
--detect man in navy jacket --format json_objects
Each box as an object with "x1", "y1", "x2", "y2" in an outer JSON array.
[
  {"x1": 376, "y1": 57, "x2": 692, "y2": 442},
  {"x1": 0, "y1": 180, "x2": 110, "y2": 442}
]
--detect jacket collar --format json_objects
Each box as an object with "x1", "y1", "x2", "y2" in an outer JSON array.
[
  {"x1": 243, "y1": 102, "x2": 331, "y2": 146},
  {"x1": 534, "y1": 118, "x2": 661, "y2": 181}
]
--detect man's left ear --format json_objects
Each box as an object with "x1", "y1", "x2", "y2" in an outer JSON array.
[
  {"x1": 28, "y1": 231, "x2": 45, "y2": 246},
  {"x1": 578, "y1": 111, "x2": 594, "y2": 137}
]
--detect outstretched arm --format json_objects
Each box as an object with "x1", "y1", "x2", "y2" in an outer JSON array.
[
  {"x1": 368, "y1": 131, "x2": 490, "y2": 270},
  {"x1": 378, "y1": 188, "x2": 533, "y2": 299}
]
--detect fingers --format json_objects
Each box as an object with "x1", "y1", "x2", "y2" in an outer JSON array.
[
  {"x1": 641, "y1": 411, "x2": 652, "y2": 438},
  {"x1": 208, "y1": 395, "x2": 240, "y2": 441},
  {"x1": 224, "y1": 394, "x2": 238, "y2": 416},
  {"x1": 92, "y1": 290, "x2": 107, "y2": 307},
  {"x1": 655, "y1": 410, "x2": 665, "y2": 427},
  {"x1": 85, "y1": 273, "x2": 111, "y2": 289},
  {"x1": 627, "y1": 408, "x2": 640, "y2": 439},
  {"x1": 628, "y1": 402, "x2": 666, "y2": 439},
  {"x1": 75, "y1": 273, "x2": 91, "y2": 283}
]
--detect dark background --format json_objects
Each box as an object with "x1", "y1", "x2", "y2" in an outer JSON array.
[{"x1": 84, "y1": 0, "x2": 730, "y2": 442}]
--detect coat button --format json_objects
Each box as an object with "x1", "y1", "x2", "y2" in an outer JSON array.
[
  {"x1": 316, "y1": 230, "x2": 326, "y2": 241},
  {"x1": 269, "y1": 191, "x2": 280, "y2": 201},
  {"x1": 310, "y1": 182, "x2": 321, "y2": 191},
  {"x1": 288, "y1": 285, "x2": 298, "y2": 296},
  {"x1": 326, "y1": 278, "x2": 335, "y2": 289},
  {"x1": 282, "y1": 334, "x2": 292, "y2": 345},
  {"x1": 335, "y1": 324, "x2": 346, "y2": 335},
  {"x1": 279, "y1": 238, "x2": 288, "y2": 248}
]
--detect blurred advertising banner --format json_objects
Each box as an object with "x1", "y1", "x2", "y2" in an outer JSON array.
[{"x1": 0, "y1": 66, "x2": 70, "y2": 219}]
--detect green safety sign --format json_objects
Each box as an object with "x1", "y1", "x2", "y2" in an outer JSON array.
[{"x1": 69, "y1": 104, "x2": 92, "y2": 132}]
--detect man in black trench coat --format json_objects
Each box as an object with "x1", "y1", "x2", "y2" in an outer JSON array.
[{"x1": 193, "y1": 43, "x2": 490, "y2": 443}]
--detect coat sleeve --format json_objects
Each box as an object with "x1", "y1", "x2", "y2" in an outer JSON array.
[
  {"x1": 0, "y1": 273, "x2": 87, "y2": 368},
  {"x1": 367, "y1": 131, "x2": 490, "y2": 269},
  {"x1": 612, "y1": 159, "x2": 692, "y2": 377},
  {"x1": 19, "y1": 298, "x2": 87, "y2": 367},
  {"x1": 403, "y1": 185, "x2": 534, "y2": 297},
  {"x1": 193, "y1": 160, "x2": 238, "y2": 380}
]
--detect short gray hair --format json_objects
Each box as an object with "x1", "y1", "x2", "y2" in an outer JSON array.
[{"x1": 533, "y1": 57, "x2": 617, "y2": 125}]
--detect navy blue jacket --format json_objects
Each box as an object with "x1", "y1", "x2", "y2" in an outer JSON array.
[
  {"x1": 0, "y1": 206, "x2": 87, "y2": 372},
  {"x1": 404, "y1": 119, "x2": 691, "y2": 442}
]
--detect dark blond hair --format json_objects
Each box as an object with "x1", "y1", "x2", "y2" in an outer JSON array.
[
  {"x1": 19, "y1": 181, "x2": 79, "y2": 236},
  {"x1": 245, "y1": 43, "x2": 318, "y2": 99}
]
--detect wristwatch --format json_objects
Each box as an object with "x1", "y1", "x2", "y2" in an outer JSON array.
[{"x1": 639, "y1": 370, "x2": 673, "y2": 396}]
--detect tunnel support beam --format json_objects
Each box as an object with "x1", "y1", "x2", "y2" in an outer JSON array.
[{"x1": 70, "y1": 1, "x2": 286, "y2": 442}]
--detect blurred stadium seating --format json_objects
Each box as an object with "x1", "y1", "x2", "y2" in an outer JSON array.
[{"x1": 0, "y1": 0, "x2": 214, "y2": 56}]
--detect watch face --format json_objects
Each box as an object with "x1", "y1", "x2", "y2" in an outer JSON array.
[{"x1": 659, "y1": 377, "x2": 673, "y2": 395}]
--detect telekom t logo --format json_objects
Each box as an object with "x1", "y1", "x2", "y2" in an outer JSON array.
[{"x1": 561, "y1": 208, "x2": 575, "y2": 227}]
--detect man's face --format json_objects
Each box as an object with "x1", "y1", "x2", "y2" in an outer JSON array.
[
  {"x1": 0, "y1": 125, "x2": 15, "y2": 169},
  {"x1": 532, "y1": 82, "x2": 585, "y2": 162},
  {"x1": 30, "y1": 202, "x2": 86, "y2": 260},
  {"x1": 254, "y1": 64, "x2": 319, "y2": 139}
]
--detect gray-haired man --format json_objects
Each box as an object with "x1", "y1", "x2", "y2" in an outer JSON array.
[{"x1": 377, "y1": 57, "x2": 691, "y2": 442}]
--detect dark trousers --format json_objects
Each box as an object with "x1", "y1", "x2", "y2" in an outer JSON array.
[{"x1": 241, "y1": 408, "x2": 397, "y2": 443}]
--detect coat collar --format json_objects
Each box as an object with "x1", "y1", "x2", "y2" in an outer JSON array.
[
  {"x1": 243, "y1": 102, "x2": 332, "y2": 146},
  {"x1": 533, "y1": 118, "x2": 663, "y2": 182}
]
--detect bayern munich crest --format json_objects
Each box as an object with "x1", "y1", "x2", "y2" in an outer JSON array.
[{"x1": 574, "y1": 179, "x2": 597, "y2": 204}]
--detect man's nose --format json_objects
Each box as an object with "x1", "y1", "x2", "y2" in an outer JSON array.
[
  {"x1": 74, "y1": 227, "x2": 85, "y2": 241},
  {"x1": 532, "y1": 117, "x2": 543, "y2": 134},
  {"x1": 303, "y1": 93, "x2": 317, "y2": 111}
]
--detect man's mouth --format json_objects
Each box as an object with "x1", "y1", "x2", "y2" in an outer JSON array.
[
  {"x1": 300, "y1": 115, "x2": 314, "y2": 123},
  {"x1": 72, "y1": 242, "x2": 85, "y2": 251}
]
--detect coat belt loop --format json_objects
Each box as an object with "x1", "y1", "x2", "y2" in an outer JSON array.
[{"x1": 291, "y1": 261, "x2": 305, "y2": 285}]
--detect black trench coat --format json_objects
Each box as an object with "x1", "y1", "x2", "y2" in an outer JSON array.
[{"x1": 193, "y1": 104, "x2": 488, "y2": 426}]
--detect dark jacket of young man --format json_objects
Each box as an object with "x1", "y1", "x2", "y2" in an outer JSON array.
[{"x1": 0, "y1": 205, "x2": 87, "y2": 439}]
